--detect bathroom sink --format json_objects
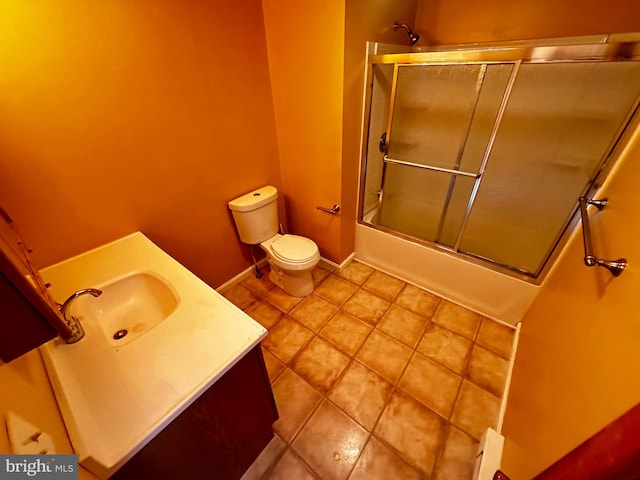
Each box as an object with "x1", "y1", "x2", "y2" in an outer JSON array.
[
  {"x1": 38, "y1": 232, "x2": 267, "y2": 478},
  {"x1": 73, "y1": 272, "x2": 179, "y2": 347}
]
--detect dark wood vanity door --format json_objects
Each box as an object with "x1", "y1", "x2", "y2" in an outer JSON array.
[
  {"x1": 112, "y1": 345, "x2": 278, "y2": 480},
  {"x1": 0, "y1": 271, "x2": 56, "y2": 362}
]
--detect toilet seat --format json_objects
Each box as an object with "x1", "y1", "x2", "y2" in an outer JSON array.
[{"x1": 271, "y1": 235, "x2": 318, "y2": 263}]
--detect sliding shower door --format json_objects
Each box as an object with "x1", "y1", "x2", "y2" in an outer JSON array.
[
  {"x1": 380, "y1": 63, "x2": 514, "y2": 247},
  {"x1": 361, "y1": 43, "x2": 640, "y2": 279},
  {"x1": 459, "y1": 61, "x2": 640, "y2": 273}
]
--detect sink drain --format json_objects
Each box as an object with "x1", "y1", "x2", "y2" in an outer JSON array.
[{"x1": 113, "y1": 329, "x2": 128, "y2": 340}]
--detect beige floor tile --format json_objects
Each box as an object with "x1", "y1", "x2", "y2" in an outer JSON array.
[
  {"x1": 241, "y1": 434, "x2": 287, "y2": 480},
  {"x1": 356, "y1": 330, "x2": 412, "y2": 384},
  {"x1": 292, "y1": 399, "x2": 368, "y2": 480},
  {"x1": 432, "y1": 301, "x2": 482, "y2": 340},
  {"x1": 349, "y1": 436, "x2": 421, "y2": 480},
  {"x1": 261, "y1": 317, "x2": 313, "y2": 363},
  {"x1": 450, "y1": 380, "x2": 500, "y2": 441},
  {"x1": 312, "y1": 265, "x2": 332, "y2": 285},
  {"x1": 271, "y1": 368, "x2": 322, "y2": 442},
  {"x1": 222, "y1": 284, "x2": 259, "y2": 310},
  {"x1": 319, "y1": 311, "x2": 372, "y2": 356},
  {"x1": 362, "y1": 270, "x2": 405, "y2": 301},
  {"x1": 374, "y1": 391, "x2": 447, "y2": 476},
  {"x1": 342, "y1": 289, "x2": 390, "y2": 325},
  {"x1": 336, "y1": 261, "x2": 375, "y2": 285},
  {"x1": 289, "y1": 294, "x2": 339, "y2": 332},
  {"x1": 395, "y1": 284, "x2": 440, "y2": 318},
  {"x1": 377, "y1": 304, "x2": 428, "y2": 348},
  {"x1": 466, "y1": 345, "x2": 509, "y2": 398},
  {"x1": 241, "y1": 266, "x2": 275, "y2": 296},
  {"x1": 417, "y1": 324, "x2": 472, "y2": 374},
  {"x1": 262, "y1": 347, "x2": 286, "y2": 384},
  {"x1": 476, "y1": 318, "x2": 515, "y2": 359},
  {"x1": 314, "y1": 274, "x2": 359, "y2": 306},
  {"x1": 265, "y1": 449, "x2": 316, "y2": 480},
  {"x1": 245, "y1": 299, "x2": 284, "y2": 329},
  {"x1": 431, "y1": 426, "x2": 479, "y2": 480},
  {"x1": 265, "y1": 286, "x2": 304, "y2": 312},
  {"x1": 399, "y1": 353, "x2": 462, "y2": 419},
  {"x1": 328, "y1": 361, "x2": 392, "y2": 431},
  {"x1": 292, "y1": 337, "x2": 350, "y2": 393},
  {"x1": 238, "y1": 262, "x2": 513, "y2": 478}
]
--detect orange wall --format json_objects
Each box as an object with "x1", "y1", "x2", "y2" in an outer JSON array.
[
  {"x1": 262, "y1": 0, "x2": 418, "y2": 264},
  {"x1": 261, "y1": 0, "x2": 346, "y2": 263},
  {"x1": 0, "y1": 0, "x2": 280, "y2": 288},
  {"x1": 416, "y1": 0, "x2": 640, "y2": 44},
  {"x1": 501, "y1": 117, "x2": 640, "y2": 478},
  {"x1": 343, "y1": 0, "x2": 418, "y2": 261},
  {"x1": 410, "y1": 2, "x2": 640, "y2": 477}
]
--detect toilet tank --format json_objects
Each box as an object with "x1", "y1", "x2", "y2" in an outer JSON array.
[{"x1": 228, "y1": 185, "x2": 279, "y2": 245}]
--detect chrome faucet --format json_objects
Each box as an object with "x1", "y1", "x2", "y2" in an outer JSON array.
[{"x1": 58, "y1": 288, "x2": 102, "y2": 343}]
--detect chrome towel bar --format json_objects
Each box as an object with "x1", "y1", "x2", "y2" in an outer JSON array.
[{"x1": 578, "y1": 197, "x2": 627, "y2": 277}]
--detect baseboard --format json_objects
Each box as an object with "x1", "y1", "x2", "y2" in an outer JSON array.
[
  {"x1": 497, "y1": 321, "x2": 522, "y2": 433},
  {"x1": 216, "y1": 259, "x2": 268, "y2": 293},
  {"x1": 474, "y1": 428, "x2": 505, "y2": 480},
  {"x1": 473, "y1": 321, "x2": 521, "y2": 479},
  {"x1": 319, "y1": 252, "x2": 356, "y2": 271},
  {"x1": 217, "y1": 252, "x2": 356, "y2": 293}
]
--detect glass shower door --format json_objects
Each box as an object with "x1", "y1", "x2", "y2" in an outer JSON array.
[
  {"x1": 459, "y1": 61, "x2": 640, "y2": 275},
  {"x1": 368, "y1": 52, "x2": 640, "y2": 278},
  {"x1": 379, "y1": 62, "x2": 514, "y2": 246}
]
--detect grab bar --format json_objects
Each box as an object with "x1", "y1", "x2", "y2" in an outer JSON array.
[{"x1": 578, "y1": 197, "x2": 627, "y2": 277}]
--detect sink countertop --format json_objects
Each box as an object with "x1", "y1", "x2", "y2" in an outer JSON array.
[{"x1": 39, "y1": 232, "x2": 267, "y2": 479}]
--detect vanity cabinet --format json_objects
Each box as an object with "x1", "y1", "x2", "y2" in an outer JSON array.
[{"x1": 111, "y1": 345, "x2": 278, "y2": 480}]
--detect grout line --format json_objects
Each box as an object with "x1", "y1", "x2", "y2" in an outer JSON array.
[{"x1": 240, "y1": 265, "x2": 501, "y2": 478}]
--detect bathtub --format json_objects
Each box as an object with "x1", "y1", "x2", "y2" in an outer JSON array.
[{"x1": 354, "y1": 221, "x2": 539, "y2": 326}]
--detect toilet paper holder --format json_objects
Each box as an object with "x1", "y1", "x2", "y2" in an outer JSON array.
[{"x1": 316, "y1": 204, "x2": 341, "y2": 215}]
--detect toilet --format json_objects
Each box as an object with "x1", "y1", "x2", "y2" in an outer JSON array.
[{"x1": 228, "y1": 185, "x2": 320, "y2": 297}]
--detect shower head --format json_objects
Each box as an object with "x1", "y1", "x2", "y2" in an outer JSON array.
[{"x1": 393, "y1": 21, "x2": 420, "y2": 46}]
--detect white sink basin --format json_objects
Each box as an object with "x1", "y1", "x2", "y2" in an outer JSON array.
[
  {"x1": 39, "y1": 232, "x2": 267, "y2": 478},
  {"x1": 74, "y1": 272, "x2": 179, "y2": 347}
]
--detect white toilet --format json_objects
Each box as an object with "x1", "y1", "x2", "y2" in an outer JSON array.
[{"x1": 228, "y1": 185, "x2": 320, "y2": 297}]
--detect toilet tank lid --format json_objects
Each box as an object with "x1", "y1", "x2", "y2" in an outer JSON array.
[{"x1": 228, "y1": 185, "x2": 278, "y2": 212}]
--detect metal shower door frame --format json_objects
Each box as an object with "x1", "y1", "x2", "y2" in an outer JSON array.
[
  {"x1": 360, "y1": 41, "x2": 640, "y2": 282},
  {"x1": 379, "y1": 59, "x2": 522, "y2": 252}
]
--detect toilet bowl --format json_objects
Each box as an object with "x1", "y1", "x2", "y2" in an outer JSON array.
[
  {"x1": 260, "y1": 234, "x2": 320, "y2": 297},
  {"x1": 228, "y1": 185, "x2": 321, "y2": 297}
]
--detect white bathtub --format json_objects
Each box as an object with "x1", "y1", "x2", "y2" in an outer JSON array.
[{"x1": 354, "y1": 222, "x2": 539, "y2": 326}]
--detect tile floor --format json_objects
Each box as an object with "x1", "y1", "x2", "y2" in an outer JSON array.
[{"x1": 223, "y1": 261, "x2": 515, "y2": 480}]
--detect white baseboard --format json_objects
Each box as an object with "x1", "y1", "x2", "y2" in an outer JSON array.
[
  {"x1": 473, "y1": 321, "x2": 521, "y2": 479},
  {"x1": 320, "y1": 252, "x2": 356, "y2": 270},
  {"x1": 497, "y1": 321, "x2": 522, "y2": 433},
  {"x1": 216, "y1": 252, "x2": 356, "y2": 293},
  {"x1": 474, "y1": 428, "x2": 505, "y2": 480},
  {"x1": 216, "y1": 258, "x2": 268, "y2": 293}
]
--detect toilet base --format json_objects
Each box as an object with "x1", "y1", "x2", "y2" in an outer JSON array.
[{"x1": 268, "y1": 262, "x2": 315, "y2": 297}]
